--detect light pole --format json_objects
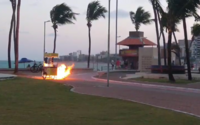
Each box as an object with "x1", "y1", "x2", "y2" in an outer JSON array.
[
  {"x1": 44, "y1": 20, "x2": 50, "y2": 59},
  {"x1": 115, "y1": 0, "x2": 118, "y2": 57},
  {"x1": 107, "y1": 0, "x2": 111, "y2": 87},
  {"x1": 117, "y1": 36, "x2": 121, "y2": 54}
]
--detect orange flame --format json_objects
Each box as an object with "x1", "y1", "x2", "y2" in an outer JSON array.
[{"x1": 43, "y1": 63, "x2": 74, "y2": 80}]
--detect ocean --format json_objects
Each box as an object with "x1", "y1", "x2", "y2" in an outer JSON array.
[{"x1": 0, "y1": 60, "x2": 108, "y2": 71}]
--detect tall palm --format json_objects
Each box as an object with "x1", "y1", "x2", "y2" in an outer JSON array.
[
  {"x1": 8, "y1": 0, "x2": 16, "y2": 68},
  {"x1": 149, "y1": 0, "x2": 161, "y2": 66},
  {"x1": 156, "y1": 3, "x2": 167, "y2": 65},
  {"x1": 86, "y1": 1, "x2": 107, "y2": 68},
  {"x1": 167, "y1": 0, "x2": 200, "y2": 80},
  {"x1": 14, "y1": 0, "x2": 20, "y2": 73},
  {"x1": 50, "y1": 3, "x2": 77, "y2": 53},
  {"x1": 157, "y1": 3, "x2": 178, "y2": 82},
  {"x1": 129, "y1": 7, "x2": 152, "y2": 31},
  {"x1": 157, "y1": 3, "x2": 181, "y2": 66}
]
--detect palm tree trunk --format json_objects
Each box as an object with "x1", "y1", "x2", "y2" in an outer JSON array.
[
  {"x1": 172, "y1": 32, "x2": 181, "y2": 65},
  {"x1": 13, "y1": 5, "x2": 16, "y2": 57},
  {"x1": 14, "y1": 0, "x2": 21, "y2": 74},
  {"x1": 152, "y1": 1, "x2": 161, "y2": 66},
  {"x1": 167, "y1": 30, "x2": 175, "y2": 82},
  {"x1": 182, "y1": 17, "x2": 192, "y2": 80},
  {"x1": 8, "y1": 9, "x2": 15, "y2": 68},
  {"x1": 157, "y1": 10, "x2": 167, "y2": 66},
  {"x1": 87, "y1": 26, "x2": 91, "y2": 68},
  {"x1": 53, "y1": 28, "x2": 57, "y2": 53}
]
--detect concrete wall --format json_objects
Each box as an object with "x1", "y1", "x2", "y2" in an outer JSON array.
[
  {"x1": 139, "y1": 47, "x2": 176, "y2": 72},
  {"x1": 139, "y1": 47, "x2": 156, "y2": 72}
]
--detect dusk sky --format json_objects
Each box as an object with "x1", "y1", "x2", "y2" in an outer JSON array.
[{"x1": 0, "y1": 0, "x2": 198, "y2": 60}]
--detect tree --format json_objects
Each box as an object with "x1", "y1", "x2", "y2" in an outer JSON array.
[
  {"x1": 149, "y1": 0, "x2": 161, "y2": 66},
  {"x1": 167, "y1": 0, "x2": 200, "y2": 80},
  {"x1": 157, "y1": 2, "x2": 181, "y2": 66},
  {"x1": 14, "y1": 0, "x2": 20, "y2": 73},
  {"x1": 157, "y1": 3, "x2": 178, "y2": 82},
  {"x1": 8, "y1": 0, "x2": 16, "y2": 68},
  {"x1": 50, "y1": 3, "x2": 77, "y2": 53},
  {"x1": 156, "y1": 4, "x2": 167, "y2": 66},
  {"x1": 129, "y1": 7, "x2": 152, "y2": 31},
  {"x1": 86, "y1": 1, "x2": 107, "y2": 68}
]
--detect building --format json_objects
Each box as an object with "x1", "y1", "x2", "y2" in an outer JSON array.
[
  {"x1": 117, "y1": 31, "x2": 156, "y2": 69},
  {"x1": 191, "y1": 36, "x2": 200, "y2": 60}
]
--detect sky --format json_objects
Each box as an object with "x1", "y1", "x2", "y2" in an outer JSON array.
[{"x1": 0, "y1": 0, "x2": 198, "y2": 60}]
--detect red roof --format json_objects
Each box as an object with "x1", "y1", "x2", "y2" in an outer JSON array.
[{"x1": 117, "y1": 37, "x2": 156, "y2": 46}]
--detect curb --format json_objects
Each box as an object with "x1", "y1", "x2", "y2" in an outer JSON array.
[
  {"x1": 91, "y1": 76, "x2": 200, "y2": 94},
  {"x1": 70, "y1": 88, "x2": 200, "y2": 118}
]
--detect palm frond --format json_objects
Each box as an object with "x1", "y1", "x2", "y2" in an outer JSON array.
[
  {"x1": 130, "y1": 7, "x2": 152, "y2": 31},
  {"x1": 50, "y1": 3, "x2": 77, "y2": 25},
  {"x1": 86, "y1": 1, "x2": 107, "y2": 21},
  {"x1": 191, "y1": 23, "x2": 200, "y2": 36}
]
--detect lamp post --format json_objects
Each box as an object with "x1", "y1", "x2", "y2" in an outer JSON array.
[
  {"x1": 107, "y1": 0, "x2": 111, "y2": 87},
  {"x1": 115, "y1": 0, "x2": 118, "y2": 57},
  {"x1": 44, "y1": 20, "x2": 50, "y2": 59},
  {"x1": 117, "y1": 36, "x2": 121, "y2": 54}
]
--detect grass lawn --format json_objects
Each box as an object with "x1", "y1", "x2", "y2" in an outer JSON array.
[
  {"x1": 131, "y1": 78, "x2": 200, "y2": 84},
  {"x1": 0, "y1": 78, "x2": 200, "y2": 125}
]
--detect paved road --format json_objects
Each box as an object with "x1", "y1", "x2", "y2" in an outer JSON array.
[{"x1": 63, "y1": 72, "x2": 200, "y2": 117}]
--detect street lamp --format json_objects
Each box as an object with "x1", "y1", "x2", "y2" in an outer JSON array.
[
  {"x1": 117, "y1": 36, "x2": 121, "y2": 53},
  {"x1": 115, "y1": 0, "x2": 118, "y2": 57},
  {"x1": 107, "y1": 0, "x2": 111, "y2": 87},
  {"x1": 44, "y1": 20, "x2": 50, "y2": 59}
]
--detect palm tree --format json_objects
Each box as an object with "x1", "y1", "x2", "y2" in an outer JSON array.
[
  {"x1": 156, "y1": 3, "x2": 166, "y2": 65},
  {"x1": 14, "y1": 0, "x2": 20, "y2": 73},
  {"x1": 157, "y1": 2, "x2": 181, "y2": 66},
  {"x1": 8, "y1": 0, "x2": 16, "y2": 68},
  {"x1": 149, "y1": 0, "x2": 161, "y2": 66},
  {"x1": 157, "y1": 3, "x2": 178, "y2": 82},
  {"x1": 167, "y1": 0, "x2": 200, "y2": 80},
  {"x1": 129, "y1": 7, "x2": 152, "y2": 31},
  {"x1": 86, "y1": 1, "x2": 107, "y2": 68},
  {"x1": 50, "y1": 3, "x2": 77, "y2": 53}
]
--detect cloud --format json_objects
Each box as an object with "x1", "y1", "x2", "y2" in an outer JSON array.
[
  {"x1": 47, "y1": 33, "x2": 59, "y2": 37},
  {"x1": 20, "y1": 31, "x2": 29, "y2": 34},
  {"x1": 110, "y1": 9, "x2": 129, "y2": 18}
]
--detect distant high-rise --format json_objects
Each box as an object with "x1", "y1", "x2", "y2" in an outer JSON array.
[{"x1": 191, "y1": 36, "x2": 200, "y2": 60}]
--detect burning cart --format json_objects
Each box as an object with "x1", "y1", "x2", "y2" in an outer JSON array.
[
  {"x1": 42, "y1": 53, "x2": 59, "y2": 80},
  {"x1": 42, "y1": 53, "x2": 74, "y2": 80}
]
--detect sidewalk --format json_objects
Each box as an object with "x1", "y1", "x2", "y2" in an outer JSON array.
[
  {"x1": 0, "y1": 73, "x2": 16, "y2": 80},
  {"x1": 94, "y1": 72, "x2": 200, "y2": 89}
]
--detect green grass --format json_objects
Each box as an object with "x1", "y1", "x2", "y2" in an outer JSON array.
[
  {"x1": 0, "y1": 78, "x2": 200, "y2": 125},
  {"x1": 132, "y1": 78, "x2": 200, "y2": 84}
]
